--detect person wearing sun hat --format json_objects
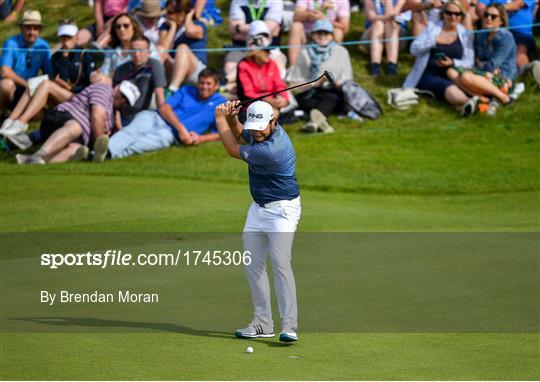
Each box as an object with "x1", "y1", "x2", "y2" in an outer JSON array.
[
  {"x1": 133, "y1": 0, "x2": 167, "y2": 46},
  {"x1": 1, "y1": 19, "x2": 97, "y2": 148},
  {"x1": 0, "y1": 9, "x2": 51, "y2": 116}
]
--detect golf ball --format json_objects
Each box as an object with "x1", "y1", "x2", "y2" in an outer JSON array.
[{"x1": 246, "y1": 346, "x2": 254, "y2": 353}]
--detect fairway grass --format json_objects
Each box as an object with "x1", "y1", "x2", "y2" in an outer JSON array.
[
  {"x1": 1, "y1": 333, "x2": 538, "y2": 380},
  {"x1": 0, "y1": 175, "x2": 538, "y2": 232}
]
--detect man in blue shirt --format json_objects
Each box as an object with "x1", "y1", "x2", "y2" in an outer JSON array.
[
  {"x1": 477, "y1": 0, "x2": 536, "y2": 68},
  {"x1": 0, "y1": 10, "x2": 51, "y2": 115},
  {"x1": 215, "y1": 100, "x2": 301, "y2": 343},
  {"x1": 97, "y1": 68, "x2": 226, "y2": 159}
]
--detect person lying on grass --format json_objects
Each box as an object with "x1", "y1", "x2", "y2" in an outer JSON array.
[
  {"x1": 69, "y1": 68, "x2": 226, "y2": 162},
  {"x1": 15, "y1": 81, "x2": 138, "y2": 165}
]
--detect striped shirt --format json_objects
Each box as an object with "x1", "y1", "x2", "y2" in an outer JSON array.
[{"x1": 57, "y1": 84, "x2": 114, "y2": 145}]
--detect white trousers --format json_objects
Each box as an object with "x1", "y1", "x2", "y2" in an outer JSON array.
[{"x1": 242, "y1": 197, "x2": 301, "y2": 330}]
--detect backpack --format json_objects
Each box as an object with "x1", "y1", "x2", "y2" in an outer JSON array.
[{"x1": 341, "y1": 80, "x2": 382, "y2": 120}]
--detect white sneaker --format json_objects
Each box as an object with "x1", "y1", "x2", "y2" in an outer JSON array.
[
  {"x1": 486, "y1": 100, "x2": 500, "y2": 117},
  {"x1": 460, "y1": 96, "x2": 478, "y2": 117},
  {"x1": 235, "y1": 318, "x2": 275, "y2": 338},
  {"x1": 7, "y1": 132, "x2": 32, "y2": 150},
  {"x1": 310, "y1": 109, "x2": 335, "y2": 134},
  {"x1": 0, "y1": 118, "x2": 14, "y2": 135},
  {"x1": 279, "y1": 324, "x2": 298, "y2": 343},
  {"x1": 92, "y1": 135, "x2": 109, "y2": 163},
  {"x1": 69, "y1": 145, "x2": 89, "y2": 162},
  {"x1": 16, "y1": 153, "x2": 45, "y2": 165},
  {"x1": 2, "y1": 120, "x2": 28, "y2": 136},
  {"x1": 510, "y1": 82, "x2": 525, "y2": 100}
]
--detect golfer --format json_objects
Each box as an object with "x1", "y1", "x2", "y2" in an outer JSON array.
[{"x1": 215, "y1": 100, "x2": 301, "y2": 343}]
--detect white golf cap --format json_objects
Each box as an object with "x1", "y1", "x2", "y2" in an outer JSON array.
[
  {"x1": 248, "y1": 20, "x2": 270, "y2": 38},
  {"x1": 57, "y1": 24, "x2": 79, "y2": 37},
  {"x1": 244, "y1": 101, "x2": 274, "y2": 131},
  {"x1": 119, "y1": 80, "x2": 141, "y2": 106}
]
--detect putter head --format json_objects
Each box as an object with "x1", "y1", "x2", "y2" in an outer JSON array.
[{"x1": 323, "y1": 71, "x2": 336, "y2": 86}]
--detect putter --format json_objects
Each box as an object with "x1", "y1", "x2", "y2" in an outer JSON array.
[{"x1": 239, "y1": 71, "x2": 336, "y2": 107}]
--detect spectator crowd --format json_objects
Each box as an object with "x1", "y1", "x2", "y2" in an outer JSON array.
[{"x1": 0, "y1": 0, "x2": 538, "y2": 164}]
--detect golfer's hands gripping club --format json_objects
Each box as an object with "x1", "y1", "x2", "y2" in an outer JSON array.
[{"x1": 215, "y1": 100, "x2": 242, "y2": 121}]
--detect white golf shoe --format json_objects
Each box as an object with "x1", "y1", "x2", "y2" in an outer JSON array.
[{"x1": 235, "y1": 318, "x2": 274, "y2": 338}]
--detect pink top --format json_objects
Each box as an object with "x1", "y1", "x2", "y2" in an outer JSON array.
[
  {"x1": 103, "y1": 0, "x2": 129, "y2": 17},
  {"x1": 295, "y1": 0, "x2": 350, "y2": 33}
]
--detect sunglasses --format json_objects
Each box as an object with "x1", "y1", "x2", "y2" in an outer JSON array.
[
  {"x1": 115, "y1": 23, "x2": 132, "y2": 30},
  {"x1": 444, "y1": 10, "x2": 463, "y2": 17},
  {"x1": 483, "y1": 12, "x2": 500, "y2": 20}
]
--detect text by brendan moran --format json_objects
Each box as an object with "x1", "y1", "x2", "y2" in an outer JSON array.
[{"x1": 40, "y1": 290, "x2": 159, "y2": 305}]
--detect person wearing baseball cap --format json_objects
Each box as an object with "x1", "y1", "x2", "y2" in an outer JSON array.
[
  {"x1": 0, "y1": 9, "x2": 51, "y2": 116},
  {"x1": 215, "y1": 100, "x2": 301, "y2": 343},
  {"x1": 15, "y1": 81, "x2": 138, "y2": 165},
  {"x1": 237, "y1": 23, "x2": 289, "y2": 115}
]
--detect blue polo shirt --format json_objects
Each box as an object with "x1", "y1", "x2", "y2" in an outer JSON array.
[
  {"x1": 165, "y1": 85, "x2": 226, "y2": 140},
  {"x1": 240, "y1": 125, "x2": 300, "y2": 206},
  {"x1": 0, "y1": 34, "x2": 52, "y2": 79},
  {"x1": 480, "y1": 0, "x2": 535, "y2": 35}
]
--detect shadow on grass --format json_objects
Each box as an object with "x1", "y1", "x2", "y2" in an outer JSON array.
[{"x1": 11, "y1": 317, "x2": 295, "y2": 348}]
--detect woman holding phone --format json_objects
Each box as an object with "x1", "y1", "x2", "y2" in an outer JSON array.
[
  {"x1": 448, "y1": 4, "x2": 516, "y2": 115},
  {"x1": 402, "y1": 0, "x2": 477, "y2": 116}
]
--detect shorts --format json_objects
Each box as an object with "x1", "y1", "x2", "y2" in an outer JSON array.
[
  {"x1": 40, "y1": 109, "x2": 75, "y2": 142},
  {"x1": 185, "y1": 58, "x2": 207, "y2": 86},
  {"x1": 417, "y1": 72, "x2": 453, "y2": 101},
  {"x1": 511, "y1": 31, "x2": 537, "y2": 53},
  {"x1": 8, "y1": 85, "x2": 25, "y2": 110}
]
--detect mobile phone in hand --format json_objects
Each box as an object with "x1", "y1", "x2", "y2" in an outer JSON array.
[{"x1": 435, "y1": 52, "x2": 447, "y2": 60}]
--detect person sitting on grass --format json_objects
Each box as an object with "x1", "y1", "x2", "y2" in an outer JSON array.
[
  {"x1": 223, "y1": 0, "x2": 284, "y2": 93},
  {"x1": 1, "y1": 20, "x2": 96, "y2": 149},
  {"x1": 286, "y1": 19, "x2": 353, "y2": 134},
  {"x1": 159, "y1": 0, "x2": 208, "y2": 95},
  {"x1": 403, "y1": 0, "x2": 477, "y2": 116},
  {"x1": 132, "y1": 0, "x2": 167, "y2": 47},
  {"x1": 94, "y1": 13, "x2": 161, "y2": 80},
  {"x1": 447, "y1": 4, "x2": 516, "y2": 115},
  {"x1": 237, "y1": 36, "x2": 289, "y2": 117},
  {"x1": 476, "y1": 0, "x2": 536, "y2": 70},
  {"x1": 0, "y1": 10, "x2": 51, "y2": 118},
  {"x1": 112, "y1": 35, "x2": 167, "y2": 128},
  {"x1": 71, "y1": 68, "x2": 226, "y2": 161},
  {"x1": 77, "y1": 0, "x2": 129, "y2": 47},
  {"x1": 15, "y1": 81, "x2": 139, "y2": 165},
  {"x1": 287, "y1": 0, "x2": 350, "y2": 66},
  {"x1": 1, "y1": 0, "x2": 25, "y2": 23},
  {"x1": 362, "y1": 0, "x2": 410, "y2": 76}
]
